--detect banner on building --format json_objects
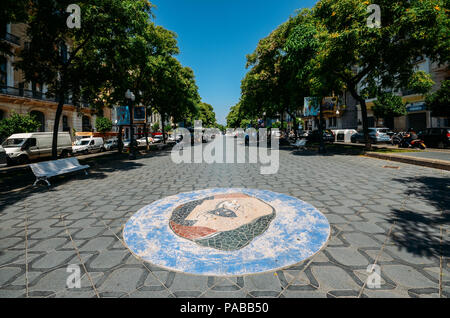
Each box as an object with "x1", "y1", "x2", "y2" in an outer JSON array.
[
  {"x1": 304, "y1": 97, "x2": 321, "y2": 117},
  {"x1": 133, "y1": 106, "x2": 146, "y2": 123},
  {"x1": 115, "y1": 106, "x2": 130, "y2": 126}
]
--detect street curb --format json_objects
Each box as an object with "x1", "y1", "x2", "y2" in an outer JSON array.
[{"x1": 364, "y1": 152, "x2": 450, "y2": 171}]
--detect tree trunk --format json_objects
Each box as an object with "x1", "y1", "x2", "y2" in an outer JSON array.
[
  {"x1": 144, "y1": 122, "x2": 149, "y2": 151},
  {"x1": 348, "y1": 85, "x2": 372, "y2": 150},
  {"x1": 52, "y1": 91, "x2": 65, "y2": 159},
  {"x1": 129, "y1": 103, "x2": 135, "y2": 157},
  {"x1": 318, "y1": 102, "x2": 326, "y2": 154},
  {"x1": 161, "y1": 113, "x2": 166, "y2": 144},
  {"x1": 287, "y1": 110, "x2": 298, "y2": 141},
  {"x1": 118, "y1": 126, "x2": 123, "y2": 154}
]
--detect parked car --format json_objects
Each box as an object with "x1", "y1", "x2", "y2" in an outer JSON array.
[
  {"x1": 307, "y1": 129, "x2": 335, "y2": 143},
  {"x1": 72, "y1": 137, "x2": 104, "y2": 155},
  {"x1": 137, "y1": 137, "x2": 154, "y2": 147},
  {"x1": 153, "y1": 135, "x2": 163, "y2": 143},
  {"x1": 2, "y1": 132, "x2": 72, "y2": 165},
  {"x1": 0, "y1": 145, "x2": 7, "y2": 166},
  {"x1": 418, "y1": 128, "x2": 450, "y2": 149},
  {"x1": 351, "y1": 128, "x2": 392, "y2": 144},
  {"x1": 168, "y1": 134, "x2": 183, "y2": 142},
  {"x1": 104, "y1": 139, "x2": 118, "y2": 151},
  {"x1": 299, "y1": 130, "x2": 311, "y2": 139}
]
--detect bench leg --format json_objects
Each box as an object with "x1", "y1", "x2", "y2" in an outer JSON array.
[{"x1": 33, "y1": 177, "x2": 51, "y2": 187}]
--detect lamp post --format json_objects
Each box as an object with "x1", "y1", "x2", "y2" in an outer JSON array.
[{"x1": 125, "y1": 89, "x2": 136, "y2": 159}]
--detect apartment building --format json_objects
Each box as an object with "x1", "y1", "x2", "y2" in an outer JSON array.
[
  {"x1": 0, "y1": 23, "x2": 111, "y2": 139},
  {"x1": 359, "y1": 58, "x2": 449, "y2": 131}
]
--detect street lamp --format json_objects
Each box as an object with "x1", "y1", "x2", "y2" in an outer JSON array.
[{"x1": 125, "y1": 89, "x2": 136, "y2": 159}]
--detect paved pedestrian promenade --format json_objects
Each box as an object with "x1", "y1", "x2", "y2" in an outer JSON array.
[{"x1": 0, "y1": 147, "x2": 448, "y2": 298}]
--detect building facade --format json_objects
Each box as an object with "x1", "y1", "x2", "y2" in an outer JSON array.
[
  {"x1": 302, "y1": 93, "x2": 359, "y2": 131},
  {"x1": 359, "y1": 58, "x2": 449, "y2": 132},
  {"x1": 0, "y1": 23, "x2": 112, "y2": 141}
]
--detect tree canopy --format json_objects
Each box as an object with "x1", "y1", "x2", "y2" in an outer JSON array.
[
  {"x1": 11, "y1": 0, "x2": 202, "y2": 156},
  {"x1": 231, "y1": 0, "x2": 449, "y2": 148}
]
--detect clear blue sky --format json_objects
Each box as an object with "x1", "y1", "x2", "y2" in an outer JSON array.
[{"x1": 151, "y1": 0, "x2": 316, "y2": 125}]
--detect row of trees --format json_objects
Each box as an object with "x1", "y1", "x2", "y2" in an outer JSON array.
[
  {"x1": 230, "y1": 0, "x2": 449, "y2": 149},
  {"x1": 2, "y1": 0, "x2": 210, "y2": 157}
]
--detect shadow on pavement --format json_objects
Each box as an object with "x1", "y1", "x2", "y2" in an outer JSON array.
[
  {"x1": 388, "y1": 176, "x2": 450, "y2": 258},
  {"x1": 280, "y1": 143, "x2": 365, "y2": 156},
  {"x1": 0, "y1": 150, "x2": 172, "y2": 211}
]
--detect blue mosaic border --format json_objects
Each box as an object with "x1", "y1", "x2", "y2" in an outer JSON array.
[{"x1": 123, "y1": 188, "x2": 330, "y2": 276}]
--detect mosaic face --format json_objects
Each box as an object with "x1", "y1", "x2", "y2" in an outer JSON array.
[{"x1": 169, "y1": 193, "x2": 276, "y2": 251}]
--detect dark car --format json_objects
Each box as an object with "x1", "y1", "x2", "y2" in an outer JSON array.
[
  {"x1": 307, "y1": 129, "x2": 335, "y2": 143},
  {"x1": 418, "y1": 128, "x2": 450, "y2": 149}
]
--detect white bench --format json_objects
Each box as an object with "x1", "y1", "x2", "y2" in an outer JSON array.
[
  {"x1": 29, "y1": 157, "x2": 90, "y2": 186},
  {"x1": 291, "y1": 139, "x2": 307, "y2": 150}
]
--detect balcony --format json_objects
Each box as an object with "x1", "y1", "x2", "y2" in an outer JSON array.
[
  {"x1": 0, "y1": 85, "x2": 90, "y2": 107},
  {"x1": 1, "y1": 32, "x2": 20, "y2": 46}
]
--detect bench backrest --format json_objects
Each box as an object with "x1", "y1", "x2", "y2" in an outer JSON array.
[{"x1": 30, "y1": 157, "x2": 82, "y2": 177}]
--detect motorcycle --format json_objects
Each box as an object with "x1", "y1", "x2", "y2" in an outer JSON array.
[
  {"x1": 391, "y1": 132, "x2": 406, "y2": 145},
  {"x1": 398, "y1": 135, "x2": 426, "y2": 150}
]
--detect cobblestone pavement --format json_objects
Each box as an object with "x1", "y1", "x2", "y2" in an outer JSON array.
[{"x1": 0, "y1": 143, "x2": 448, "y2": 298}]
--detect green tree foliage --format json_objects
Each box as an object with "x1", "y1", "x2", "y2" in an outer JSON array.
[
  {"x1": 0, "y1": 112, "x2": 40, "y2": 142},
  {"x1": 407, "y1": 71, "x2": 435, "y2": 95},
  {"x1": 197, "y1": 102, "x2": 217, "y2": 127},
  {"x1": 141, "y1": 55, "x2": 200, "y2": 143},
  {"x1": 270, "y1": 121, "x2": 287, "y2": 129},
  {"x1": 226, "y1": 103, "x2": 256, "y2": 128},
  {"x1": 426, "y1": 79, "x2": 450, "y2": 117},
  {"x1": 372, "y1": 93, "x2": 407, "y2": 119},
  {"x1": 310, "y1": 0, "x2": 448, "y2": 148},
  {"x1": 16, "y1": 0, "x2": 154, "y2": 158},
  {"x1": 151, "y1": 122, "x2": 160, "y2": 132},
  {"x1": 164, "y1": 124, "x2": 173, "y2": 133},
  {"x1": 95, "y1": 117, "x2": 113, "y2": 133},
  {"x1": 14, "y1": 0, "x2": 200, "y2": 155},
  {"x1": 232, "y1": 0, "x2": 449, "y2": 149}
]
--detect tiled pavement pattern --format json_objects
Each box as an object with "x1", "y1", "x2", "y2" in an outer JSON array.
[{"x1": 0, "y1": 144, "x2": 448, "y2": 298}]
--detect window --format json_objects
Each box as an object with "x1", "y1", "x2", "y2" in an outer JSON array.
[
  {"x1": 62, "y1": 115, "x2": 69, "y2": 131},
  {"x1": 0, "y1": 109, "x2": 4, "y2": 121},
  {"x1": 30, "y1": 111, "x2": 45, "y2": 132},
  {"x1": 82, "y1": 116, "x2": 91, "y2": 132},
  {"x1": 26, "y1": 138, "x2": 37, "y2": 147},
  {"x1": 0, "y1": 56, "x2": 6, "y2": 87}
]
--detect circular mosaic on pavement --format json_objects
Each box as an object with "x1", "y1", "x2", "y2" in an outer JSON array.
[{"x1": 123, "y1": 188, "x2": 330, "y2": 276}]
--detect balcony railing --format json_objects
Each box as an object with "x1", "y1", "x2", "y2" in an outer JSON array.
[
  {"x1": 1, "y1": 32, "x2": 20, "y2": 46},
  {"x1": 0, "y1": 85, "x2": 90, "y2": 107}
]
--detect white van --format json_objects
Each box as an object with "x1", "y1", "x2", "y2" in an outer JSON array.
[
  {"x1": 2, "y1": 132, "x2": 73, "y2": 165},
  {"x1": 0, "y1": 145, "x2": 7, "y2": 166},
  {"x1": 72, "y1": 137, "x2": 104, "y2": 155}
]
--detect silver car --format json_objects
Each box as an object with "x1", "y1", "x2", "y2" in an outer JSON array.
[{"x1": 351, "y1": 128, "x2": 392, "y2": 144}]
